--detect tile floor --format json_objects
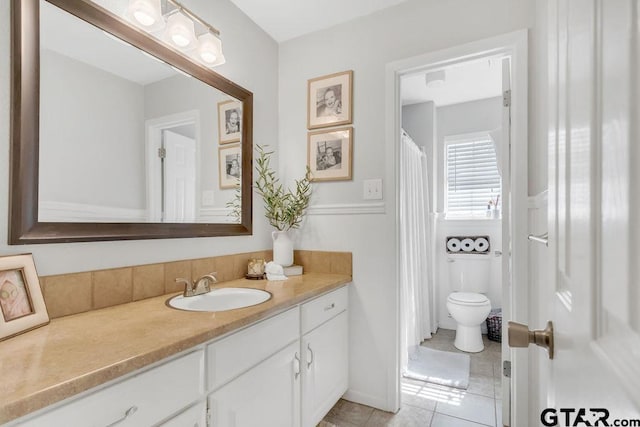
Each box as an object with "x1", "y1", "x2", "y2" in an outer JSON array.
[{"x1": 321, "y1": 329, "x2": 503, "y2": 427}]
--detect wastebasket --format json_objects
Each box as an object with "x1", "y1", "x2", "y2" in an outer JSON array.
[{"x1": 486, "y1": 308, "x2": 502, "y2": 342}]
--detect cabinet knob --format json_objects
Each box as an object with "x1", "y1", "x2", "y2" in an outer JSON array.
[{"x1": 324, "y1": 303, "x2": 336, "y2": 311}]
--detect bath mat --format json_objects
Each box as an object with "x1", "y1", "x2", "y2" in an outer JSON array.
[
  {"x1": 404, "y1": 346, "x2": 470, "y2": 389},
  {"x1": 317, "y1": 421, "x2": 337, "y2": 427}
]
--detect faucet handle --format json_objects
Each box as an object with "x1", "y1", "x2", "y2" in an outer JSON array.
[{"x1": 201, "y1": 272, "x2": 218, "y2": 283}]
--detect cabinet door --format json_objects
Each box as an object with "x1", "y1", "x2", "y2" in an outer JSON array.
[
  {"x1": 209, "y1": 340, "x2": 301, "y2": 427},
  {"x1": 302, "y1": 311, "x2": 348, "y2": 427}
]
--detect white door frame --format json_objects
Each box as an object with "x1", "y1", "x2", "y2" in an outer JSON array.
[
  {"x1": 385, "y1": 29, "x2": 528, "y2": 425},
  {"x1": 145, "y1": 110, "x2": 201, "y2": 222}
]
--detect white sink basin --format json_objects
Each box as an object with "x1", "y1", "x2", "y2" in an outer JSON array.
[{"x1": 168, "y1": 288, "x2": 271, "y2": 312}]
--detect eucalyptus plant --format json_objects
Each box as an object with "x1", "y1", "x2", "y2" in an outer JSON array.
[{"x1": 255, "y1": 145, "x2": 312, "y2": 231}]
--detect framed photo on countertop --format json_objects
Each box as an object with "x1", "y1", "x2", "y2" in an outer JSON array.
[{"x1": 0, "y1": 254, "x2": 49, "y2": 341}]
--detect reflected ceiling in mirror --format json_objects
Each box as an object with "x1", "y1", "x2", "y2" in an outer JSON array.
[{"x1": 9, "y1": 0, "x2": 253, "y2": 243}]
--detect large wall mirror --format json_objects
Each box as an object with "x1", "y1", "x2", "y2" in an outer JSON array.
[{"x1": 10, "y1": 0, "x2": 253, "y2": 244}]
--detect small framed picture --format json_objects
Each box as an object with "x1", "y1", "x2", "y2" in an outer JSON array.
[
  {"x1": 307, "y1": 70, "x2": 353, "y2": 130},
  {"x1": 0, "y1": 254, "x2": 49, "y2": 341},
  {"x1": 219, "y1": 144, "x2": 242, "y2": 189},
  {"x1": 307, "y1": 126, "x2": 353, "y2": 182},
  {"x1": 218, "y1": 100, "x2": 242, "y2": 144}
]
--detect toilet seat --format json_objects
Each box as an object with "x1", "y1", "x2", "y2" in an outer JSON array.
[{"x1": 447, "y1": 292, "x2": 489, "y2": 306}]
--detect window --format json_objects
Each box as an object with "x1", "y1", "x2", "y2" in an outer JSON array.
[{"x1": 445, "y1": 136, "x2": 501, "y2": 218}]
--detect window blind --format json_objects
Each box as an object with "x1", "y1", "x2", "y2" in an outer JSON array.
[{"x1": 446, "y1": 138, "x2": 501, "y2": 216}]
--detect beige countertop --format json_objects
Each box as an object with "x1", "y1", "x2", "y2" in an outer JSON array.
[{"x1": 0, "y1": 273, "x2": 351, "y2": 424}]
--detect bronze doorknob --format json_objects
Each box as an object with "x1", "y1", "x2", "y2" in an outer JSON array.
[{"x1": 508, "y1": 321, "x2": 554, "y2": 359}]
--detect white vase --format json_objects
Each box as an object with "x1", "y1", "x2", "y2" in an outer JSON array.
[{"x1": 272, "y1": 230, "x2": 294, "y2": 267}]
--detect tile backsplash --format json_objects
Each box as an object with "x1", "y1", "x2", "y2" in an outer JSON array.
[{"x1": 40, "y1": 250, "x2": 352, "y2": 319}]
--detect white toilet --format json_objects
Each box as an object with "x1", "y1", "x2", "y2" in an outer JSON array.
[{"x1": 446, "y1": 253, "x2": 492, "y2": 352}]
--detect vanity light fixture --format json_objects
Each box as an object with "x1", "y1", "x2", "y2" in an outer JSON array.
[{"x1": 119, "y1": 0, "x2": 225, "y2": 67}]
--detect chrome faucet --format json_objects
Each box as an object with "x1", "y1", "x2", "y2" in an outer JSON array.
[{"x1": 175, "y1": 273, "x2": 218, "y2": 297}]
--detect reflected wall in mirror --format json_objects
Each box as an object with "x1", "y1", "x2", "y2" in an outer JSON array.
[{"x1": 10, "y1": 0, "x2": 253, "y2": 243}]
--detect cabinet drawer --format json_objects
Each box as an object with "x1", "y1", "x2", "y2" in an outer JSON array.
[
  {"x1": 158, "y1": 401, "x2": 206, "y2": 427},
  {"x1": 207, "y1": 307, "x2": 299, "y2": 391},
  {"x1": 301, "y1": 286, "x2": 348, "y2": 334},
  {"x1": 20, "y1": 350, "x2": 204, "y2": 427}
]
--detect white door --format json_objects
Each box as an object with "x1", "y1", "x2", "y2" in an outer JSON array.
[
  {"x1": 542, "y1": 0, "x2": 640, "y2": 422},
  {"x1": 302, "y1": 312, "x2": 349, "y2": 427},
  {"x1": 163, "y1": 130, "x2": 196, "y2": 222},
  {"x1": 208, "y1": 341, "x2": 301, "y2": 427}
]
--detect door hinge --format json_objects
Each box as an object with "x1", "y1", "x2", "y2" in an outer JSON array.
[
  {"x1": 503, "y1": 360, "x2": 511, "y2": 378},
  {"x1": 158, "y1": 147, "x2": 166, "y2": 159},
  {"x1": 503, "y1": 89, "x2": 511, "y2": 107},
  {"x1": 206, "y1": 404, "x2": 211, "y2": 427}
]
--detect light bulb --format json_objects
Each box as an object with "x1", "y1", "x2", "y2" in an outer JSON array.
[
  {"x1": 126, "y1": 0, "x2": 165, "y2": 32},
  {"x1": 133, "y1": 10, "x2": 155, "y2": 26},
  {"x1": 196, "y1": 32, "x2": 225, "y2": 67},
  {"x1": 163, "y1": 12, "x2": 197, "y2": 51}
]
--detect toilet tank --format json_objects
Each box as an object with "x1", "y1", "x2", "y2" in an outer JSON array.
[{"x1": 448, "y1": 253, "x2": 491, "y2": 293}]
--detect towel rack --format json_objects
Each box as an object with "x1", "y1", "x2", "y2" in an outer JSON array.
[{"x1": 528, "y1": 232, "x2": 548, "y2": 246}]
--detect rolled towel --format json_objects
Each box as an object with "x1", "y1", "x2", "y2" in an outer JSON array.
[{"x1": 265, "y1": 261, "x2": 288, "y2": 281}]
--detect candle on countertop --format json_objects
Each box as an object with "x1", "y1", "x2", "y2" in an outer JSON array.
[{"x1": 248, "y1": 258, "x2": 265, "y2": 276}]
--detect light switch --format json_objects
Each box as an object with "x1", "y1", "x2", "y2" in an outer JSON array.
[
  {"x1": 202, "y1": 190, "x2": 215, "y2": 206},
  {"x1": 363, "y1": 179, "x2": 383, "y2": 200}
]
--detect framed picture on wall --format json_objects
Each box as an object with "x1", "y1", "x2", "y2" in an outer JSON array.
[
  {"x1": 307, "y1": 70, "x2": 353, "y2": 129},
  {"x1": 0, "y1": 254, "x2": 49, "y2": 341},
  {"x1": 219, "y1": 144, "x2": 242, "y2": 189},
  {"x1": 307, "y1": 126, "x2": 353, "y2": 182},
  {"x1": 218, "y1": 100, "x2": 242, "y2": 144}
]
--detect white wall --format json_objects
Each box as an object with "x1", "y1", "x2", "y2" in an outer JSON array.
[
  {"x1": 40, "y1": 49, "x2": 145, "y2": 210},
  {"x1": 278, "y1": 0, "x2": 535, "y2": 411},
  {"x1": 402, "y1": 101, "x2": 436, "y2": 153},
  {"x1": 0, "y1": 0, "x2": 279, "y2": 275}
]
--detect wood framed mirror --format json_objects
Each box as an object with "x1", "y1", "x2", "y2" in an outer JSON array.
[{"x1": 10, "y1": 0, "x2": 253, "y2": 244}]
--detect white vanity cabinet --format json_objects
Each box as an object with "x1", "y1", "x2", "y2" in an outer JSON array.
[
  {"x1": 206, "y1": 285, "x2": 349, "y2": 427},
  {"x1": 300, "y1": 287, "x2": 349, "y2": 427},
  {"x1": 15, "y1": 349, "x2": 205, "y2": 427}
]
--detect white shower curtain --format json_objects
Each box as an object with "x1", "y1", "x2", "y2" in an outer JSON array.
[{"x1": 400, "y1": 130, "x2": 436, "y2": 373}]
